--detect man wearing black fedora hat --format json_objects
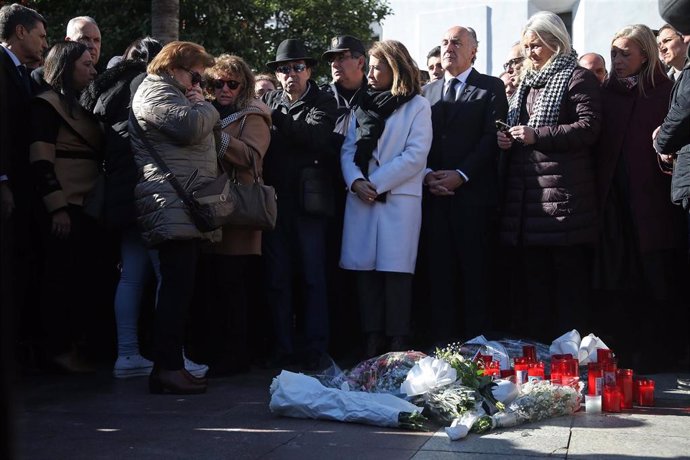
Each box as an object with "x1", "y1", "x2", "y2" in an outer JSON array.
[{"x1": 261, "y1": 38, "x2": 337, "y2": 370}]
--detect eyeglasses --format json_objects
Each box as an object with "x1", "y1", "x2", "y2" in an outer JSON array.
[
  {"x1": 212, "y1": 79, "x2": 242, "y2": 90},
  {"x1": 275, "y1": 63, "x2": 307, "y2": 74},
  {"x1": 327, "y1": 53, "x2": 360, "y2": 64},
  {"x1": 183, "y1": 68, "x2": 204, "y2": 86},
  {"x1": 503, "y1": 57, "x2": 524, "y2": 71}
]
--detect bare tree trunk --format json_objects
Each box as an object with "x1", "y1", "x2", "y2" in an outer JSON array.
[{"x1": 151, "y1": 0, "x2": 179, "y2": 44}]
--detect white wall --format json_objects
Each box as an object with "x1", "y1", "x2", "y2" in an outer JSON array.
[{"x1": 381, "y1": 0, "x2": 665, "y2": 77}]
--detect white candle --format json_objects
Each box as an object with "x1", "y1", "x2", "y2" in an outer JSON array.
[{"x1": 586, "y1": 394, "x2": 602, "y2": 414}]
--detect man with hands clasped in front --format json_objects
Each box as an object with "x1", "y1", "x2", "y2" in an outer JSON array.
[{"x1": 422, "y1": 26, "x2": 508, "y2": 343}]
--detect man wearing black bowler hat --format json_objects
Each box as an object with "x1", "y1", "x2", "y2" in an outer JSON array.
[{"x1": 261, "y1": 39, "x2": 337, "y2": 370}]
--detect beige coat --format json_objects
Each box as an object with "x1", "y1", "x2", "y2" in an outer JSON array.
[{"x1": 206, "y1": 99, "x2": 272, "y2": 255}]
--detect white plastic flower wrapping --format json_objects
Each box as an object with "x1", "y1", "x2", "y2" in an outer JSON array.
[{"x1": 400, "y1": 356, "x2": 458, "y2": 396}]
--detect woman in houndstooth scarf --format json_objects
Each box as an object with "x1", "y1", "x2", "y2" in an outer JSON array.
[{"x1": 496, "y1": 11, "x2": 602, "y2": 343}]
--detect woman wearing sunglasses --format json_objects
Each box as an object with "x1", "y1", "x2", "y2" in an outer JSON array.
[
  {"x1": 189, "y1": 55, "x2": 271, "y2": 376},
  {"x1": 129, "y1": 41, "x2": 218, "y2": 394}
]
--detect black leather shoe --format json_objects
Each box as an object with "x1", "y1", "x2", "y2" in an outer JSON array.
[{"x1": 149, "y1": 368, "x2": 207, "y2": 395}]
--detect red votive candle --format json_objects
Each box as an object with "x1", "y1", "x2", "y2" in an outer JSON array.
[
  {"x1": 616, "y1": 369, "x2": 633, "y2": 409},
  {"x1": 514, "y1": 357, "x2": 529, "y2": 385},
  {"x1": 603, "y1": 359, "x2": 617, "y2": 387},
  {"x1": 484, "y1": 361, "x2": 501, "y2": 379},
  {"x1": 603, "y1": 385, "x2": 621, "y2": 412},
  {"x1": 597, "y1": 348, "x2": 613, "y2": 364},
  {"x1": 561, "y1": 357, "x2": 580, "y2": 387},
  {"x1": 637, "y1": 379, "x2": 655, "y2": 406},
  {"x1": 500, "y1": 369, "x2": 515, "y2": 379},
  {"x1": 528, "y1": 361, "x2": 545, "y2": 382},
  {"x1": 588, "y1": 362, "x2": 603, "y2": 395},
  {"x1": 550, "y1": 356, "x2": 566, "y2": 384},
  {"x1": 523, "y1": 345, "x2": 537, "y2": 363}
]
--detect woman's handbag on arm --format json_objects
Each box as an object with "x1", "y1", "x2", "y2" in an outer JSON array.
[{"x1": 224, "y1": 150, "x2": 277, "y2": 230}]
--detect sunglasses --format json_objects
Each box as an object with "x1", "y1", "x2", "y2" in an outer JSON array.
[
  {"x1": 212, "y1": 79, "x2": 242, "y2": 90},
  {"x1": 183, "y1": 68, "x2": 204, "y2": 86},
  {"x1": 275, "y1": 63, "x2": 307, "y2": 74},
  {"x1": 503, "y1": 57, "x2": 524, "y2": 71}
]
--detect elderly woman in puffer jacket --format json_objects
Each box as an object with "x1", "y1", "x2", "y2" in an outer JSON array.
[{"x1": 129, "y1": 41, "x2": 218, "y2": 395}]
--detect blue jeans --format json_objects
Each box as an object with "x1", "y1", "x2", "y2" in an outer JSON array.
[
  {"x1": 263, "y1": 214, "x2": 329, "y2": 356},
  {"x1": 113, "y1": 227, "x2": 159, "y2": 357}
]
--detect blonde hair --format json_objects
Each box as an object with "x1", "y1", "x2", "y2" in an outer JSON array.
[
  {"x1": 205, "y1": 54, "x2": 255, "y2": 110},
  {"x1": 368, "y1": 40, "x2": 420, "y2": 96},
  {"x1": 147, "y1": 41, "x2": 214, "y2": 75},
  {"x1": 520, "y1": 11, "x2": 572, "y2": 74},
  {"x1": 611, "y1": 24, "x2": 664, "y2": 96}
]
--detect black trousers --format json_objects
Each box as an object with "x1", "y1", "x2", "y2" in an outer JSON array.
[
  {"x1": 427, "y1": 202, "x2": 495, "y2": 343},
  {"x1": 190, "y1": 253, "x2": 251, "y2": 369},
  {"x1": 357, "y1": 270, "x2": 412, "y2": 337},
  {"x1": 39, "y1": 205, "x2": 100, "y2": 357},
  {"x1": 153, "y1": 239, "x2": 199, "y2": 370},
  {"x1": 521, "y1": 245, "x2": 590, "y2": 343}
]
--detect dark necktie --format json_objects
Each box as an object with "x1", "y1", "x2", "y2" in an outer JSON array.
[
  {"x1": 17, "y1": 64, "x2": 31, "y2": 94},
  {"x1": 444, "y1": 78, "x2": 458, "y2": 103}
]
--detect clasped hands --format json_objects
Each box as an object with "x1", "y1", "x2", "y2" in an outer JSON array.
[
  {"x1": 425, "y1": 170, "x2": 464, "y2": 196},
  {"x1": 352, "y1": 179, "x2": 379, "y2": 205}
]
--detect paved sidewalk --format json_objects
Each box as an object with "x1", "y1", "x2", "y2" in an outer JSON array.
[{"x1": 14, "y1": 368, "x2": 690, "y2": 459}]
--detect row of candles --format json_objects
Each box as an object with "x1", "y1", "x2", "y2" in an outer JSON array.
[{"x1": 477, "y1": 346, "x2": 655, "y2": 413}]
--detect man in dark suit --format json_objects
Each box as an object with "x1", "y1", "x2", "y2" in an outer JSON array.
[
  {"x1": 422, "y1": 26, "x2": 508, "y2": 343},
  {"x1": 0, "y1": 3, "x2": 47, "y2": 220},
  {"x1": 0, "y1": 4, "x2": 48, "y2": 375}
]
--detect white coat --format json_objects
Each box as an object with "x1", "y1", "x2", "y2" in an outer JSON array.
[{"x1": 340, "y1": 94, "x2": 432, "y2": 273}]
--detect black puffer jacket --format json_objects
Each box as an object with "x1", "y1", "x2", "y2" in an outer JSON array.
[
  {"x1": 500, "y1": 67, "x2": 602, "y2": 246},
  {"x1": 261, "y1": 81, "x2": 337, "y2": 215},
  {"x1": 81, "y1": 60, "x2": 146, "y2": 229},
  {"x1": 654, "y1": 53, "x2": 690, "y2": 210}
]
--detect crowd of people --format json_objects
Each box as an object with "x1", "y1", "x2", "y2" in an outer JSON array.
[{"x1": 1, "y1": 2, "x2": 689, "y2": 396}]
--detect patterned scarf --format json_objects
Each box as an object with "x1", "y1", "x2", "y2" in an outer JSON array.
[
  {"x1": 507, "y1": 49, "x2": 578, "y2": 128},
  {"x1": 616, "y1": 75, "x2": 639, "y2": 90}
]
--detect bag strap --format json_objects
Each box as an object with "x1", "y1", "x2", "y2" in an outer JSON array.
[
  {"x1": 128, "y1": 109, "x2": 199, "y2": 210},
  {"x1": 225, "y1": 114, "x2": 263, "y2": 184}
]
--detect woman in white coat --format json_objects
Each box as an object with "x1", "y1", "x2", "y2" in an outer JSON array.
[{"x1": 340, "y1": 40, "x2": 432, "y2": 357}]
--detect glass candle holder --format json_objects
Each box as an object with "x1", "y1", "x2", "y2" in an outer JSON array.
[
  {"x1": 561, "y1": 357, "x2": 580, "y2": 387},
  {"x1": 523, "y1": 345, "x2": 537, "y2": 363},
  {"x1": 637, "y1": 379, "x2": 655, "y2": 406},
  {"x1": 514, "y1": 357, "x2": 529, "y2": 385},
  {"x1": 616, "y1": 369, "x2": 633, "y2": 409},
  {"x1": 484, "y1": 361, "x2": 501, "y2": 379},
  {"x1": 588, "y1": 362, "x2": 603, "y2": 396},
  {"x1": 550, "y1": 357, "x2": 566, "y2": 384},
  {"x1": 585, "y1": 394, "x2": 602, "y2": 414},
  {"x1": 597, "y1": 348, "x2": 613, "y2": 364},
  {"x1": 527, "y1": 361, "x2": 545, "y2": 382},
  {"x1": 603, "y1": 385, "x2": 621, "y2": 412},
  {"x1": 603, "y1": 359, "x2": 617, "y2": 387}
]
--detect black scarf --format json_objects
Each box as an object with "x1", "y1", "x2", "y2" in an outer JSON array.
[{"x1": 353, "y1": 89, "x2": 415, "y2": 177}]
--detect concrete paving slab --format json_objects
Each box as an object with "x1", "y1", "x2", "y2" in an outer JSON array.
[
  {"x1": 571, "y1": 412, "x2": 690, "y2": 437},
  {"x1": 568, "y1": 431, "x2": 690, "y2": 459},
  {"x1": 418, "y1": 423, "x2": 570, "y2": 457}
]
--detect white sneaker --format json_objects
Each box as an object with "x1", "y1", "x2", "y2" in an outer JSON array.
[
  {"x1": 113, "y1": 354, "x2": 154, "y2": 378},
  {"x1": 184, "y1": 356, "x2": 209, "y2": 378}
]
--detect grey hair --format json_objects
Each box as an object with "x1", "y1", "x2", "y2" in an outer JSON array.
[
  {"x1": 522, "y1": 11, "x2": 572, "y2": 56},
  {"x1": 65, "y1": 16, "x2": 98, "y2": 39}
]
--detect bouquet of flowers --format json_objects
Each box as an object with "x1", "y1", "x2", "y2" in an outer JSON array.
[
  {"x1": 343, "y1": 351, "x2": 428, "y2": 394},
  {"x1": 490, "y1": 380, "x2": 583, "y2": 428}
]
